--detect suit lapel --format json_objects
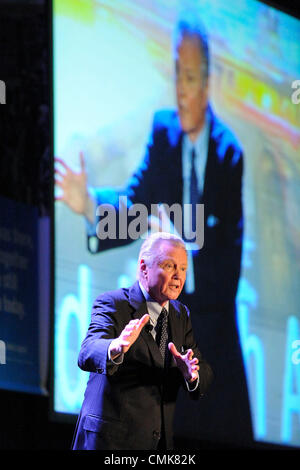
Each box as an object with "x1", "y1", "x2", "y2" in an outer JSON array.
[
  {"x1": 202, "y1": 107, "x2": 218, "y2": 206},
  {"x1": 128, "y1": 281, "x2": 148, "y2": 319},
  {"x1": 128, "y1": 283, "x2": 185, "y2": 367},
  {"x1": 128, "y1": 282, "x2": 164, "y2": 367},
  {"x1": 168, "y1": 301, "x2": 182, "y2": 352},
  {"x1": 166, "y1": 112, "x2": 184, "y2": 206}
]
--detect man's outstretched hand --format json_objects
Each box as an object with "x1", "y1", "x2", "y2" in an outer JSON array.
[
  {"x1": 168, "y1": 342, "x2": 199, "y2": 383},
  {"x1": 110, "y1": 314, "x2": 150, "y2": 360}
]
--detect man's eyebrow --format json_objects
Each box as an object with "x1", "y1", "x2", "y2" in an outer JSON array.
[{"x1": 160, "y1": 257, "x2": 187, "y2": 266}]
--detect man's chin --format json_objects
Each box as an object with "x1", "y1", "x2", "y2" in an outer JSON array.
[
  {"x1": 178, "y1": 116, "x2": 202, "y2": 141},
  {"x1": 178, "y1": 116, "x2": 190, "y2": 133},
  {"x1": 166, "y1": 288, "x2": 182, "y2": 300}
]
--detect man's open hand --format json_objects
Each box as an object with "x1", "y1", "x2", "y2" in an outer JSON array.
[
  {"x1": 168, "y1": 342, "x2": 199, "y2": 382},
  {"x1": 110, "y1": 314, "x2": 150, "y2": 360}
]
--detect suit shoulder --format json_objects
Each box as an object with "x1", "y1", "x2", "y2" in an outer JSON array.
[
  {"x1": 93, "y1": 287, "x2": 130, "y2": 306},
  {"x1": 171, "y1": 299, "x2": 190, "y2": 318},
  {"x1": 152, "y1": 109, "x2": 178, "y2": 131},
  {"x1": 151, "y1": 109, "x2": 181, "y2": 148},
  {"x1": 91, "y1": 288, "x2": 132, "y2": 328}
]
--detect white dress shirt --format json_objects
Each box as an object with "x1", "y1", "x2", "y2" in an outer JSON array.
[{"x1": 182, "y1": 109, "x2": 210, "y2": 294}]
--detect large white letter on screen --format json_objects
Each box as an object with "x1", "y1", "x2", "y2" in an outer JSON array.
[
  {"x1": 281, "y1": 316, "x2": 300, "y2": 443},
  {"x1": 56, "y1": 265, "x2": 91, "y2": 411}
]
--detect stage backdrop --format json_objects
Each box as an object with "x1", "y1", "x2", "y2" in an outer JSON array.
[{"x1": 52, "y1": 0, "x2": 300, "y2": 447}]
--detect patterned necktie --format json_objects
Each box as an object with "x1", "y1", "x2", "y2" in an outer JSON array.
[
  {"x1": 156, "y1": 307, "x2": 168, "y2": 359},
  {"x1": 190, "y1": 147, "x2": 198, "y2": 232}
]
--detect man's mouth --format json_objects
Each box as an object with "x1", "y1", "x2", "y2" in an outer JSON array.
[{"x1": 169, "y1": 284, "x2": 180, "y2": 291}]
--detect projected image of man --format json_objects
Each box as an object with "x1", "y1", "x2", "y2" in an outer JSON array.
[{"x1": 55, "y1": 9, "x2": 253, "y2": 446}]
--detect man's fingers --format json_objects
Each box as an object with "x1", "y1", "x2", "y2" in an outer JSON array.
[
  {"x1": 168, "y1": 344, "x2": 196, "y2": 363},
  {"x1": 79, "y1": 151, "x2": 85, "y2": 172},
  {"x1": 55, "y1": 179, "x2": 64, "y2": 189},
  {"x1": 55, "y1": 154, "x2": 85, "y2": 174},
  {"x1": 138, "y1": 314, "x2": 150, "y2": 329},
  {"x1": 55, "y1": 157, "x2": 70, "y2": 171},
  {"x1": 122, "y1": 315, "x2": 150, "y2": 343},
  {"x1": 55, "y1": 168, "x2": 65, "y2": 179},
  {"x1": 187, "y1": 349, "x2": 194, "y2": 360},
  {"x1": 167, "y1": 343, "x2": 199, "y2": 382}
]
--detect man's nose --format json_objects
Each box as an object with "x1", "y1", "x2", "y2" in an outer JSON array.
[
  {"x1": 177, "y1": 82, "x2": 186, "y2": 98},
  {"x1": 176, "y1": 76, "x2": 186, "y2": 96},
  {"x1": 172, "y1": 268, "x2": 179, "y2": 279},
  {"x1": 172, "y1": 268, "x2": 183, "y2": 279}
]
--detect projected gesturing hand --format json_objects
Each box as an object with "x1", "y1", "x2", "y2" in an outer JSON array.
[
  {"x1": 168, "y1": 342, "x2": 199, "y2": 383},
  {"x1": 55, "y1": 152, "x2": 94, "y2": 222},
  {"x1": 148, "y1": 203, "x2": 179, "y2": 237},
  {"x1": 109, "y1": 314, "x2": 150, "y2": 360}
]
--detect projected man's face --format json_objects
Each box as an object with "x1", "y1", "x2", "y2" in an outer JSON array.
[{"x1": 175, "y1": 35, "x2": 208, "y2": 142}]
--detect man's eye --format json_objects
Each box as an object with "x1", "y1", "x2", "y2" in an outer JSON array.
[{"x1": 165, "y1": 263, "x2": 173, "y2": 269}]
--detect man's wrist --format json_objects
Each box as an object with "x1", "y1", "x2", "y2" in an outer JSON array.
[
  {"x1": 84, "y1": 188, "x2": 96, "y2": 224},
  {"x1": 108, "y1": 338, "x2": 123, "y2": 362},
  {"x1": 186, "y1": 374, "x2": 199, "y2": 391}
]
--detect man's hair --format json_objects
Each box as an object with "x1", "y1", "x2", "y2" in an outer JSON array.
[
  {"x1": 173, "y1": 8, "x2": 210, "y2": 85},
  {"x1": 137, "y1": 232, "x2": 187, "y2": 279}
]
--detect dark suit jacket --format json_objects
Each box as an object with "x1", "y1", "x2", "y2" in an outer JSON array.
[
  {"x1": 72, "y1": 281, "x2": 213, "y2": 450},
  {"x1": 88, "y1": 105, "x2": 243, "y2": 313}
]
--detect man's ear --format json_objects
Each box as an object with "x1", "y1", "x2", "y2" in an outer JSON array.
[{"x1": 140, "y1": 258, "x2": 148, "y2": 278}]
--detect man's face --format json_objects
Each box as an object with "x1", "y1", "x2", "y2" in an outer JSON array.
[
  {"x1": 175, "y1": 35, "x2": 208, "y2": 142},
  {"x1": 141, "y1": 242, "x2": 188, "y2": 306}
]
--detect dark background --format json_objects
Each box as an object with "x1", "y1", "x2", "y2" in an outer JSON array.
[{"x1": 0, "y1": 0, "x2": 299, "y2": 451}]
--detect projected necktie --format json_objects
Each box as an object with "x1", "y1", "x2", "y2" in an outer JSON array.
[
  {"x1": 190, "y1": 148, "x2": 198, "y2": 232},
  {"x1": 156, "y1": 307, "x2": 168, "y2": 360}
]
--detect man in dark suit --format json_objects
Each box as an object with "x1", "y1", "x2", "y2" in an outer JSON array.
[
  {"x1": 56, "y1": 11, "x2": 252, "y2": 445},
  {"x1": 72, "y1": 232, "x2": 213, "y2": 450}
]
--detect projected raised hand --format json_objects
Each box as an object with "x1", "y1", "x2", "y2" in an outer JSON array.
[
  {"x1": 148, "y1": 204, "x2": 180, "y2": 237},
  {"x1": 55, "y1": 152, "x2": 94, "y2": 223}
]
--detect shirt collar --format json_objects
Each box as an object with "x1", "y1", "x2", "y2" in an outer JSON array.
[{"x1": 139, "y1": 281, "x2": 169, "y2": 317}]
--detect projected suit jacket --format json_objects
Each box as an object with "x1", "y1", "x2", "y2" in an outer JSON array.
[{"x1": 71, "y1": 281, "x2": 213, "y2": 450}]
